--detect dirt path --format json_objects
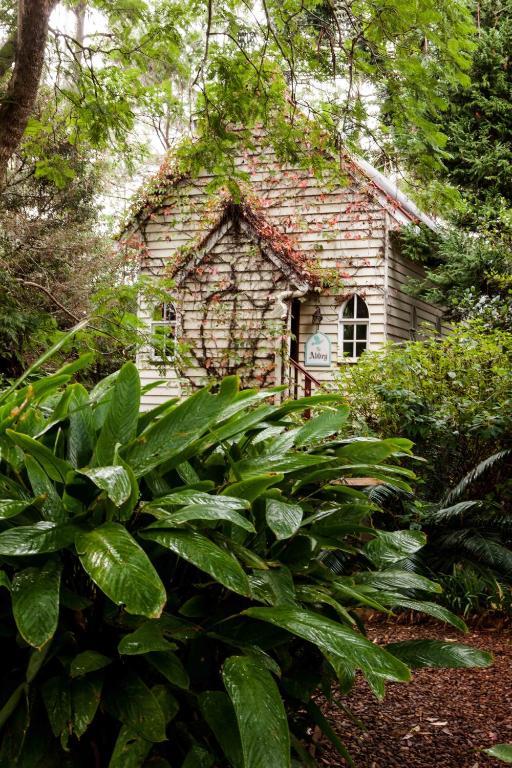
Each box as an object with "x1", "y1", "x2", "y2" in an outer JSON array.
[{"x1": 318, "y1": 621, "x2": 512, "y2": 768}]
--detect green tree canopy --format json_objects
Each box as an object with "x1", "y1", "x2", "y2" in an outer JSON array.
[{"x1": 0, "y1": 0, "x2": 477, "y2": 182}]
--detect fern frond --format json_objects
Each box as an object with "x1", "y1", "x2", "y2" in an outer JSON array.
[
  {"x1": 437, "y1": 530, "x2": 512, "y2": 578},
  {"x1": 444, "y1": 449, "x2": 511, "y2": 505},
  {"x1": 426, "y1": 500, "x2": 481, "y2": 524}
]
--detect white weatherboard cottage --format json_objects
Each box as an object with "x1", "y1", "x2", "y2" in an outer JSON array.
[{"x1": 124, "y1": 138, "x2": 443, "y2": 409}]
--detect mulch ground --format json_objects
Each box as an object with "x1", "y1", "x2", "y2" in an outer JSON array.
[{"x1": 317, "y1": 619, "x2": 512, "y2": 768}]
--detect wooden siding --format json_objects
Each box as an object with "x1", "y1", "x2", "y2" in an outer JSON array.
[
  {"x1": 386, "y1": 231, "x2": 445, "y2": 343},
  {"x1": 134, "y1": 146, "x2": 443, "y2": 407},
  {"x1": 138, "y1": 222, "x2": 293, "y2": 405}
]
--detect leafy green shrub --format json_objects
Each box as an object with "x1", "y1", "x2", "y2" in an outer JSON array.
[
  {"x1": 338, "y1": 321, "x2": 512, "y2": 500},
  {"x1": 435, "y1": 566, "x2": 512, "y2": 618},
  {"x1": 400, "y1": 449, "x2": 512, "y2": 614},
  {"x1": 0, "y1": 359, "x2": 491, "y2": 767}
]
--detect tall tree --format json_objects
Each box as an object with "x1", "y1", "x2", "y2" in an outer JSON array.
[
  {"x1": 401, "y1": 0, "x2": 512, "y2": 329},
  {"x1": 0, "y1": 0, "x2": 477, "y2": 182},
  {"x1": 0, "y1": 0, "x2": 56, "y2": 178}
]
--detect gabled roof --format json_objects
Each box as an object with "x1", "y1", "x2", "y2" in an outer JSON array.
[
  {"x1": 171, "y1": 199, "x2": 320, "y2": 291},
  {"x1": 344, "y1": 153, "x2": 439, "y2": 231},
  {"x1": 123, "y1": 136, "x2": 439, "y2": 237}
]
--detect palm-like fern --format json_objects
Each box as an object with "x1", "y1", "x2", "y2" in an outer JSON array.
[
  {"x1": 443, "y1": 449, "x2": 511, "y2": 506},
  {"x1": 412, "y1": 449, "x2": 512, "y2": 612}
]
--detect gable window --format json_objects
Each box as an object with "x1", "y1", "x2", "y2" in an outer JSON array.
[
  {"x1": 339, "y1": 295, "x2": 369, "y2": 361},
  {"x1": 151, "y1": 302, "x2": 176, "y2": 362}
]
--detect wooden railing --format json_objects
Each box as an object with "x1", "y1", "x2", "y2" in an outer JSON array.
[{"x1": 284, "y1": 357, "x2": 323, "y2": 400}]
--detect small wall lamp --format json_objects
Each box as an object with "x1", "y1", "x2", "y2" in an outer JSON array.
[{"x1": 312, "y1": 304, "x2": 323, "y2": 330}]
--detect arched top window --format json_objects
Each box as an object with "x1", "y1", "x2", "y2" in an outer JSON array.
[
  {"x1": 151, "y1": 302, "x2": 177, "y2": 362},
  {"x1": 339, "y1": 295, "x2": 369, "y2": 361}
]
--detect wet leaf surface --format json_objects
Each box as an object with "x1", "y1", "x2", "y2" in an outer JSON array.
[{"x1": 318, "y1": 619, "x2": 512, "y2": 768}]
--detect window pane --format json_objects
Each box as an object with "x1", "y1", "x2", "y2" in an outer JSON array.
[
  {"x1": 343, "y1": 324, "x2": 354, "y2": 340},
  {"x1": 343, "y1": 297, "x2": 355, "y2": 318},
  {"x1": 355, "y1": 341, "x2": 367, "y2": 358},
  {"x1": 153, "y1": 302, "x2": 176, "y2": 322},
  {"x1": 343, "y1": 342, "x2": 354, "y2": 358},
  {"x1": 162, "y1": 303, "x2": 176, "y2": 322},
  {"x1": 356, "y1": 296, "x2": 369, "y2": 318},
  {"x1": 356, "y1": 323, "x2": 367, "y2": 340}
]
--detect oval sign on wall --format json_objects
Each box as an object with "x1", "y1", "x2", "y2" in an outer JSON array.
[{"x1": 304, "y1": 332, "x2": 331, "y2": 367}]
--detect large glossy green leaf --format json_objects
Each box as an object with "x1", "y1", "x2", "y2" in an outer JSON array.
[
  {"x1": 108, "y1": 725, "x2": 153, "y2": 768},
  {"x1": 72, "y1": 675, "x2": 103, "y2": 738},
  {"x1": 294, "y1": 408, "x2": 349, "y2": 447},
  {"x1": 108, "y1": 685, "x2": 178, "y2": 767},
  {"x1": 25, "y1": 456, "x2": 66, "y2": 522},
  {"x1": 295, "y1": 585, "x2": 355, "y2": 625},
  {"x1": 354, "y1": 569, "x2": 443, "y2": 594},
  {"x1": 484, "y1": 744, "x2": 512, "y2": 763},
  {"x1": 122, "y1": 386, "x2": 238, "y2": 477},
  {"x1": 265, "y1": 499, "x2": 303, "y2": 540},
  {"x1": 0, "y1": 499, "x2": 35, "y2": 519},
  {"x1": 70, "y1": 651, "x2": 112, "y2": 678},
  {"x1": 244, "y1": 607, "x2": 411, "y2": 690},
  {"x1": 223, "y1": 656, "x2": 290, "y2": 768},
  {"x1": 337, "y1": 438, "x2": 413, "y2": 464},
  {"x1": 385, "y1": 639, "x2": 493, "y2": 669},
  {"x1": 145, "y1": 492, "x2": 250, "y2": 511},
  {"x1": 193, "y1": 404, "x2": 278, "y2": 455},
  {"x1": 141, "y1": 528, "x2": 251, "y2": 597},
  {"x1": 381, "y1": 598, "x2": 467, "y2": 632},
  {"x1": 41, "y1": 676, "x2": 71, "y2": 739},
  {"x1": 75, "y1": 523, "x2": 166, "y2": 618},
  {"x1": 0, "y1": 522, "x2": 77, "y2": 555},
  {"x1": 0, "y1": 472, "x2": 28, "y2": 500},
  {"x1": 331, "y1": 581, "x2": 390, "y2": 612},
  {"x1": 364, "y1": 530, "x2": 427, "y2": 568},
  {"x1": 6, "y1": 430, "x2": 72, "y2": 483},
  {"x1": 114, "y1": 455, "x2": 140, "y2": 521},
  {"x1": 79, "y1": 466, "x2": 132, "y2": 507},
  {"x1": 222, "y1": 474, "x2": 284, "y2": 503},
  {"x1": 273, "y1": 394, "x2": 344, "y2": 416},
  {"x1": 67, "y1": 384, "x2": 95, "y2": 469},
  {"x1": 250, "y1": 567, "x2": 296, "y2": 607},
  {"x1": 104, "y1": 672, "x2": 167, "y2": 742},
  {"x1": 12, "y1": 560, "x2": 61, "y2": 649},
  {"x1": 118, "y1": 622, "x2": 175, "y2": 655},
  {"x1": 198, "y1": 691, "x2": 243, "y2": 768},
  {"x1": 234, "y1": 453, "x2": 331, "y2": 479},
  {"x1": 148, "y1": 504, "x2": 255, "y2": 533},
  {"x1": 146, "y1": 651, "x2": 190, "y2": 690},
  {"x1": 95, "y1": 362, "x2": 140, "y2": 465}
]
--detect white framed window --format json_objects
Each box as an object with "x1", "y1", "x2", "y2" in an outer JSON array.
[
  {"x1": 338, "y1": 295, "x2": 369, "y2": 361},
  {"x1": 150, "y1": 302, "x2": 177, "y2": 362}
]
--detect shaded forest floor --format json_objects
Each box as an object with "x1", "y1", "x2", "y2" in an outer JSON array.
[{"x1": 318, "y1": 619, "x2": 512, "y2": 768}]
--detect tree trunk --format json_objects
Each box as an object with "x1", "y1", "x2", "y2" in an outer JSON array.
[{"x1": 0, "y1": 0, "x2": 56, "y2": 181}]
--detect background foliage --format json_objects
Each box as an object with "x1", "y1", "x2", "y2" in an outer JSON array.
[
  {"x1": 399, "y1": 0, "x2": 512, "y2": 328},
  {"x1": 339, "y1": 323, "x2": 512, "y2": 614}
]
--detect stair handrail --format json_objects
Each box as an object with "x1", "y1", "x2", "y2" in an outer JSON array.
[{"x1": 288, "y1": 357, "x2": 322, "y2": 388}]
